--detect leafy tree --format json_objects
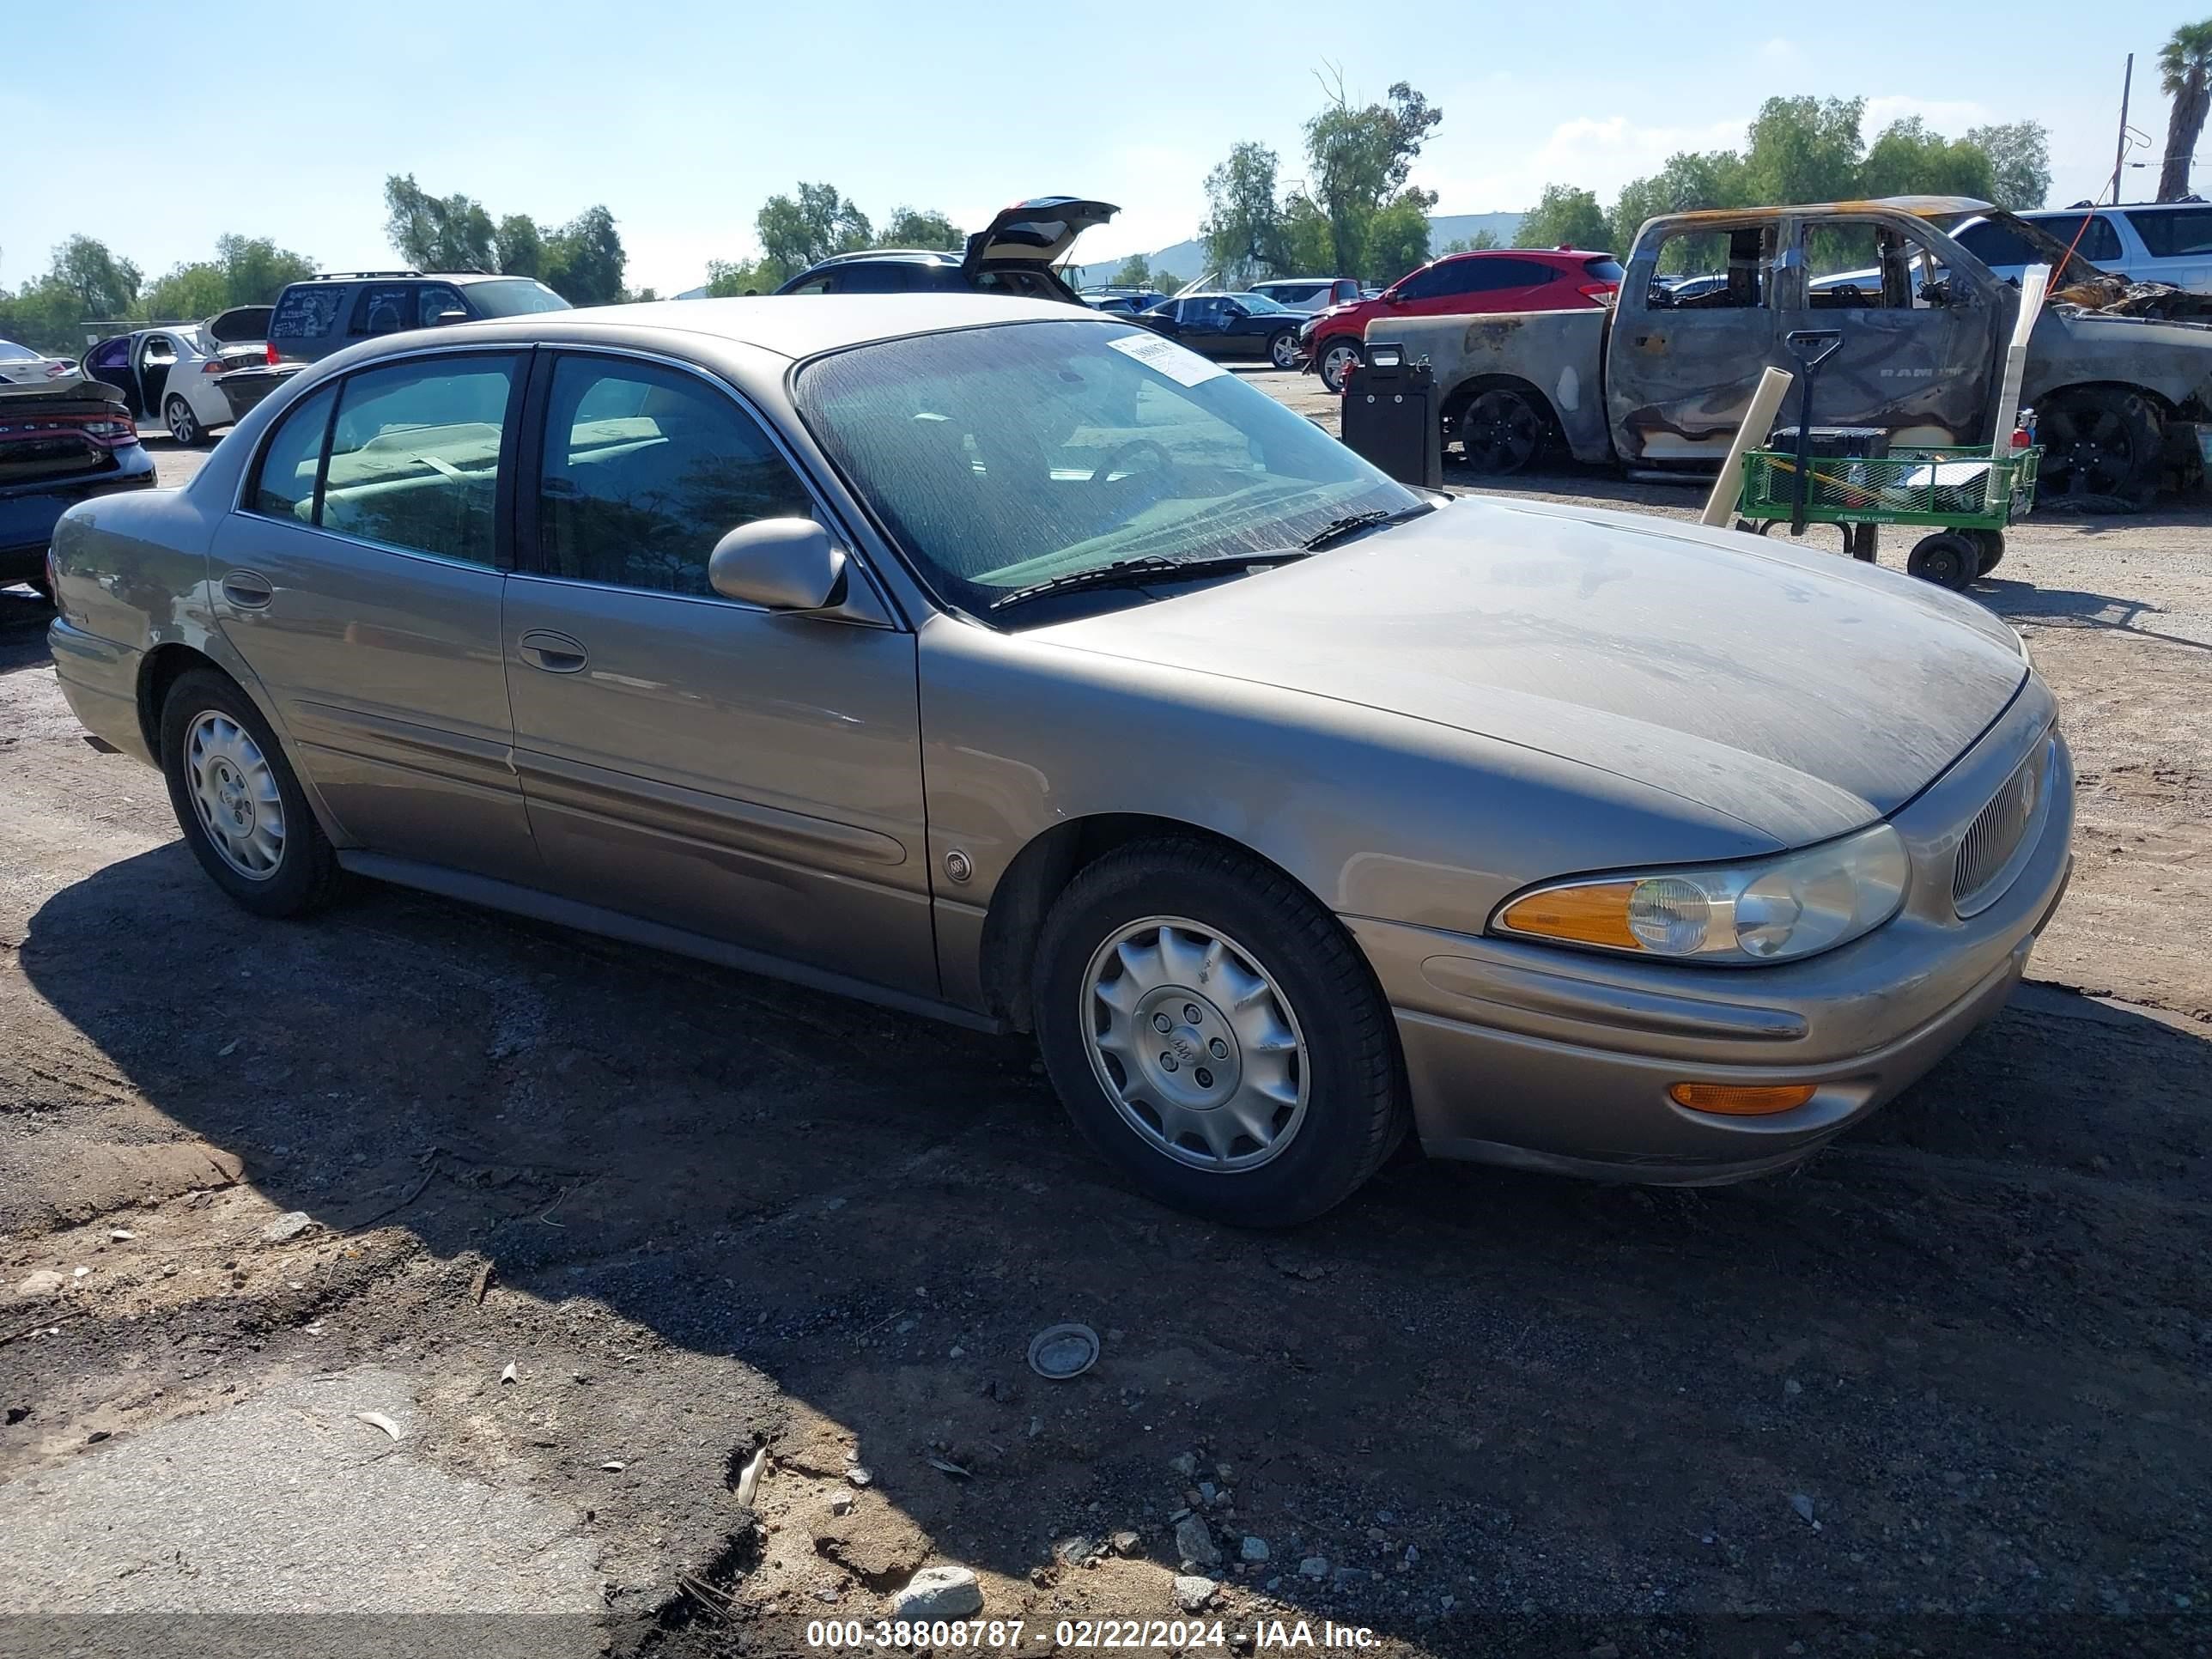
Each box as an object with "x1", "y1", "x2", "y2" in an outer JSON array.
[
  {"x1": 1303, "y1": 76, "x2": 1443, "y2": 283},
  {"x1": 143, "y1": 263, "x2": 230, "y2": 321},
  {"x1": 1201, "y1": 142, "x2": 1289, "y2": 283},
  {"x1": 1515, "y1": 185, "x2": 1612, "y2": 251},
  {"x1": 1152, "y1": 271, "x2": 1187, "y2": 297},
  {"x1": 757, "y1": 182, "x2": 873, "y2": 274},
  {"x1": 1741, "y1": 95, "x2": 1865, "y2": 207},
  {"x1": 541, "y1": 206, "x2": 626, "y2": 306},
  {"x1": 1279, "y1": 194, "x2": 1337, "y2": 274},
  {"x1": 382, "y1": 174, "x2": 496, "y2": 270},
  {"x1": 1441, "y1": 230, "x2": 1499, "y2": 254},
  {"x1": 1110, "y1": 254, "x2": 1155, "y2": 288},
  {"x1": 877, "y1": 207, "x2": 962, "y2": 250},
  {"x1": 51, "y1": 235, "x2": 143, "y2": 318},
  {"x1": 2158, "y1": 19, "x2": 2212, "y2": 202},
  {"x1": 1966, "y1": 122, "x2": 2051, "y2": 210},
  {"x1": 1860, "y1": 116, "x2": 1995, "y2": 202},
  {"x1": 1364, "y1": 191, "x2": 1434, "y2": 282},
  {"x1": 495, "y1": 215, "x2": 545, "y2": 278},
  {"x1": 705, "y1": 258, "x2": 775, "y2": 296}
]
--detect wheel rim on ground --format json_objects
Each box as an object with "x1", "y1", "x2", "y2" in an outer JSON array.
[
  {"x1": 1080, "y1": 916, "x2": 1308, "y2": 1173},
  {"x1": 1270, "y1": 331, "x2": 1299, "y2": 369},
  {"x1": 1461, "y1": 388, "x2": 1540, "y2": 473},
  {"x1": 167, "y1": 399, "x2": 195, "y2": 443},
  {"x1": 2042, "y1": 398, "x2": 2137, "y2": 497},
  {"x1": 1321, "y1": 344, "x2": 1359, "y2": 391},
  {"x1": 185, "y1": 711, "x2": 286, "y2": 880}
]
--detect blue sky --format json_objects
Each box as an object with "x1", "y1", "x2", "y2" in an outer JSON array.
[{"x1": 4, "y1": 1, "x2": 2190, "y2": 295}]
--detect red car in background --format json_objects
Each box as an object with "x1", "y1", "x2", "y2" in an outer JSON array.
[{"x1": 1299, "y1": 247, "x2": 1623, "y2": 392}]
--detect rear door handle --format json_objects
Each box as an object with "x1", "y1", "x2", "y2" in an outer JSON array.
[
  {"x1": 518, "y1": 629, "x2": 588, "y2": 673},
  {"x1": 220, "y1": 569, "x2": 273, "y2": 609}
]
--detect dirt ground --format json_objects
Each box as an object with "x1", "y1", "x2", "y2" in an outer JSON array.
[{"x1": 1, "y1": 398, "x2": 2208, "y2": 1659}]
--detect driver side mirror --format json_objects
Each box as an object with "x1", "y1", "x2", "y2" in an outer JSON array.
[{"x1": 708, "y1": 518, "x2": 849, "y2": 611}]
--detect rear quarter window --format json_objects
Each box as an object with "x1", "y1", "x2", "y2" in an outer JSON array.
[
  {"x1": 269, "y1": 287, "x2": 345, "y2": 340},
  {"x1": 2122, "y1": 207, "x2": 2212, "y2": 259}
]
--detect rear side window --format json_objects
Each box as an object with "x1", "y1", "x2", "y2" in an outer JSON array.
[
  {"x1": 416, "y1": 284, "x2": 468, "y2": 326},
  {"x1": 2122, "y1": 207, "x2": 2212, "y2": 259},
  {"x1": 1583, "y1": 258, "x2": 1626, "y2": 283},
  {"x1": 269, "y1": 286, "x2": 343, "y2": 340},
  {"x1": 533, "y1": 356, "x2": 812, "y2": 597},
  {"x1": 834, "y1": 263, "x2": 921, "y2": 295},
  {"x1": 321, "y1": 355, "x2": 518, "y2": 564},
  {"x1": 349, "y1": 285, "x2": 415, "y2": 338},
  {"x1": 248, "y1": 384, "x2": 337, "y2": 521}
]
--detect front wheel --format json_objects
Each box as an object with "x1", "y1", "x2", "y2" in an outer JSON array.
[
  {"x1": 1316, "y1": 339, "x2": 1362, "y2": 393},
  {"x1": 1267, "y1": 328, "x2": 1301, "y2": 371},
  {"x1": 1906, "y1": 531, "x2": 1979, "y2": 590},
  {"x1": 2039, "y1": 386, "x2": 2160, "y2": 507},
  {"x1": 163, "y1": 395, "x2": 204, "y2": 447},
  {"x1": 1032, "y1": 840, "x2": 1406, "y2": 1227},
  {"x1": 160, "y1": 668, "x2": 341, "y2": 917}
]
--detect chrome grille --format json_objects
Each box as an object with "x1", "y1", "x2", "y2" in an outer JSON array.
[{"x1": 1952, "y1": 737, "x2": 2051, "y2": 914}]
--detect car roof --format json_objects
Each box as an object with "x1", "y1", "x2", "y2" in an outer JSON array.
[
  {"x1": 544, "y1": 293, "x2": 1092, "y2": 360},
  {"x1": 811, "y1": 250, "x2": 963, "y2": 268}
]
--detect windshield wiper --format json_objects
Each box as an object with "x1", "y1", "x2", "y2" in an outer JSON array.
[
  {"x1": 1300, "y1": 502, "x2": 1435, "y2": 550},
  {"x1": 988, "y1": 550, "x2": 1310, "y2": 611}
]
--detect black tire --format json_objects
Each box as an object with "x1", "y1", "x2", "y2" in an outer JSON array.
[
  {"x1": 1031, "y1": 838, "x2": 1406, "y2": 1228},
  {"x1": 1966, "y1": 527, "x2": 2005, "y2": 574},
  {"x1": 1266, "y1": 328, "x2": 1301, "y2": 371},
  {"x1": 2039, "y1": 386, "x2": 2161, "y2": 507},
  {"x1": 1455, "y1": 386, "x2": 1545, "y2": 475},
  {"x1": 159, "y1": 667, "x2": 342, "y2": 918},
  {"x1": 163, "y1": 394, "x2": 204, "y2": 447},
  {"x1": 1316, "y1": 338, "x2": 1363, "y2": 394},
  {"x1": 1906, "y1": 531, "x2": 1979, "y2": 591}
]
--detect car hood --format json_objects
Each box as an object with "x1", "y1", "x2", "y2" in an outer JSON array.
[{"x1": 1028, "y1": 496, "x2": 2028, "y2": 848}]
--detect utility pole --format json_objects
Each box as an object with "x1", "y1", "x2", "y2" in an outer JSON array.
[{"x1": 2112, "y1": 52, "x2": 2135, "y2": 205}]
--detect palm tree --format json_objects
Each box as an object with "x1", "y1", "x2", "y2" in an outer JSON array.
[{"x1": 2158, "y1": 20, "x2": 2212, "y2": 201}]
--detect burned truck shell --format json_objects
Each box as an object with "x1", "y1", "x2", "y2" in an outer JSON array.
[{"x1": 1379, "y1": 199, "x2": 2212, "y2": 505}]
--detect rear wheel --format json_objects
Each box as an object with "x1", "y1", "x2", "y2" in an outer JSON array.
[
  {"x1": 159, "y1": 668, "x2": 341, "y2": 917},
  {"x1": 1316, "y1": 339, "x2": 1362, "y2": 393},
  {"x1": 1966, "y1": 527, "x2": 2006, "y2": 575},
  {"x1": 163, "y1": 394, "x2": 204, "y2": 447},
  {"x1": 2039, "y1": 386, "x2": 2160, "y2": 507},
  {"x1": 1031, "y1": 839, "x2": 1405, "y2": 1228},
  {"x1": 1456, "y1": 386, "x2": 1545, "y2": 475},
  {"x1": 1906, "y1": 531, "x2": 1979, "y2": 590},
  {"x1": 1267, "y1": 328, "x2": 1301, "y2": 371}
]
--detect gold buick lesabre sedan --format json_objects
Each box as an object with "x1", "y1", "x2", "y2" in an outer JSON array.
[{"x1": 46, "y1": 295, "x2": 2072, "y2": 1226}]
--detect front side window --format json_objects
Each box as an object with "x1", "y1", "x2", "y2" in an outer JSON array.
[
  {"x1": 534, "y1": 356, "x2": 813, "y2": 597},
  {"x1": 248, "y1": 383, "x2": 337, "y2": 521},
  {"x1": 320, "y1": 355, "x2": 517, "y2": 563},
  {"x1": 794, "y1": 319, "x2": 1421, "y2": 621}
]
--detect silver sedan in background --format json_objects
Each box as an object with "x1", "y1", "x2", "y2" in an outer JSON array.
[{"x1": 46, "y1": 295, "x2": 2072, "y2": 1226}]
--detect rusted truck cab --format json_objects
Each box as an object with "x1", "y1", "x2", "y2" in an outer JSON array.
[{"x1": 1382, "y1": 198, "x2": 2212, "y2": 504}]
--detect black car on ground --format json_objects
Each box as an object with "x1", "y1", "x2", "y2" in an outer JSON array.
[
  {"x1": 264, "y1": 270, "x2": 571, "y2": 365},
  {"x1": 0, "y1": 380, "x2": 155, "y2": 599},
  {"x1": 1134, "y1": 291, "x2": 1306, "y2": 369},
  {"x1": 775, "y1": 198, "x2": 1116, "y2": 301}
]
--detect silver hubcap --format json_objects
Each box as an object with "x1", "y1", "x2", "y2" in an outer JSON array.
[
  {"x1": 1081, "y1": 917, "x2": 1308, "y2": 1173},
  {"x1": 185, "y1": 712, "x2": 284, "y2": 880},
  {"x1": 1323, "y1": 345, "x2": 1358, "y2": 387},
  {"x1": 1272, "y1": 333, "x2": 1297, "y2": 368},
  {"x1": 167, "y1": 401, "x2": 191, "y2": 441}
]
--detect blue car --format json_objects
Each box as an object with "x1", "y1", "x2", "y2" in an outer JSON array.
[{"x1": 1, "y1": 378, "x2": 156, "y2": 599}]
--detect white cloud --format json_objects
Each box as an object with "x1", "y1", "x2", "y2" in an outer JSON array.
[
  {"x1": 1416, "y1": 112, "x2": 1749, "y2": 216},
  {"x1": 1861, "y1": 94, "x2": 1996, "y2": 138}
]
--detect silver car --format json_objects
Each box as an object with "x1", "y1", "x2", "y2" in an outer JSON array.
[{"x1": 46, "y1": 296, "x2": 2074, "y2": 1226}]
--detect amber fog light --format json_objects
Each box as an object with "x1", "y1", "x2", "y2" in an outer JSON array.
[{"x1": 1669, "y1": 1082, "x2": 1818, "y2": 1116}]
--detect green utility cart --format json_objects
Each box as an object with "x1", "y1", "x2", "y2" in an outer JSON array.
[{"x1": 1733, "y1": 442, "x2": 2043, "y2": 591}]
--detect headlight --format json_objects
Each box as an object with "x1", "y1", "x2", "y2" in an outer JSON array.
[{"x1": 1492, "y1": 823, "x2": 1910, "y2": 965}]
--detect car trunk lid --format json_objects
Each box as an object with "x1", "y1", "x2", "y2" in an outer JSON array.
[
  {"x1": 0, "y1": 381, "x2": 140, "y2": 491},
  {"x1": 963, "y1": 198, "x2": 1118, "y2": 279}
]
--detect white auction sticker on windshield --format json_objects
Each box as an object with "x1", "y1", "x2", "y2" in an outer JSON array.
[{"x1": 1107, "y1": 331, "x2": 1227, "y2": 386}]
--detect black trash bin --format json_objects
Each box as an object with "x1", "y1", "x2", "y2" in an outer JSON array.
[{"x1": 1340, "y1": 342, "x2": 1441, "y2": 488}]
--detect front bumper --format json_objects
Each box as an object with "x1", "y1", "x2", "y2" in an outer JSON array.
[{"x1": 1348, "y1": 685, "x2": 2075, "y2": 1182}]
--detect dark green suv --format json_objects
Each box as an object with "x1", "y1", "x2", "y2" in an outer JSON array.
[{"x1": 265, "y1": 270, "x2": 570, "y2": 365}]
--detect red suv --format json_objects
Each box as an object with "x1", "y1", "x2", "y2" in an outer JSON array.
[{"x1": 1299, "y1": 248, "x2": 1623, "y2": 392}]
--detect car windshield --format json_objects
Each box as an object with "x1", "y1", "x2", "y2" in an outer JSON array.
[
  {"x1": 464, "y1": 278, "x2": 573, "y2": 317},
  {"x1": 1230, "y1": 293, "x2": 1292, "y2": 313},
  {"x1": 795, "y1": 319, "x2": 1421, "y2": 619}
]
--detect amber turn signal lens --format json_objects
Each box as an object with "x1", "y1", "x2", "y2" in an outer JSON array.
[
  {"x1": 1668, "y1": 1082, "x2": 1818, "y2": 1116},
  {"x1": 1497, "y1": 882, "x2": 1640, "y2": 950}
]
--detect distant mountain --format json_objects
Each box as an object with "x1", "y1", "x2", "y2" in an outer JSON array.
[{"x1": 1070, "y1": 210, "x2": 1526, "y2": 286}]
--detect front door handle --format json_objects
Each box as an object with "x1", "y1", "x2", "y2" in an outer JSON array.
[
  {"x1": 518, "y1": 629, "x2": 588, "y2": 673},
  {"x1": 220, "y1": 569, "x2": 273, "y2": 609}
]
